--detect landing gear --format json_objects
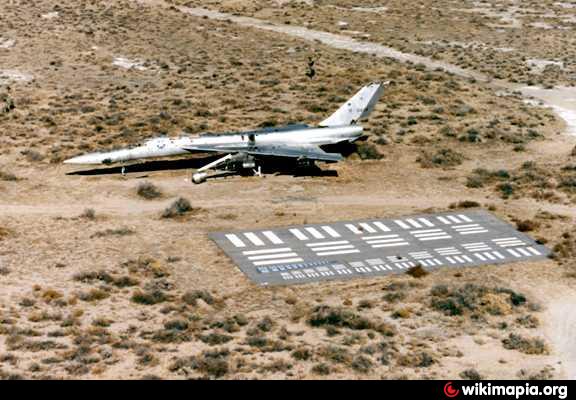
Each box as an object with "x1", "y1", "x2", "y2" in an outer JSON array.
[{"x1": 191, "y1": 153, "x2": 262, "y2": 184}]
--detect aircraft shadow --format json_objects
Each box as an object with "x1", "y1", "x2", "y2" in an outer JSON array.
[
  {"x1": 65, "y1": 155, "x2": 222, "y2": 176},
  {"x1": 66, "y1": 156, "x2": 339, "y2": 179}
]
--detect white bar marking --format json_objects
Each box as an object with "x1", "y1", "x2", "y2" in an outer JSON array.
[
  {"x1": 307, "y1": 240, "x2": 349, "y2": 247},
  {"x1": 447, "y1": 215, "x2": 462, "y2": 223},
  {"x1": 253, "y1": 257, "x2": 303, "y2": 266},
  {"x1": 226, "y1": 234, "x2": 246, "y2": 248},
  {"x1": 262, "y1": 231, "x2": 283, "y2": 245},
  {"x1": 438, "y1": 216, "x2": 451, "y2": 224},
  {"x1": 508, "y1": 249, "x2": 521, "y2": 258},
  {"x1": 290, "y1": 228, "x2": 308, "y2": 241},
  {"x1": 244, "y1": 232, "x2": 265, "y2": 246},
  {"x1": 395, "y1": 220, "x2": 411, "y2": 229},
  {"x1": 243, "y1": 247, "x2": 292, "y2": 255},
  {"x1": 305, "y1": 227, "x2": 325, "y2": 239},
  {"x1": 321, "y1": 226, "x2": 341, "y2": 238},
  {"x1": 311, "y1": 245, "x2": 355, "y2": 252},
  {"x1": 419, "y1": 218, "x2": 435, "y2": 227},
  {"x1": 406, "y1": 218, "x2": 423, "y2": 228},
  {"x1": 359, "y1": 223, "x2": 377, "y2": 233},
  {"x1": 249, "y1": 252, "x2": 299, "y2": 261},
  {"x1": 373, "y1": 221, "x2": 390, "y2": 232},
  {"x1": 345, "y1": 224, "x2": 363, "y2": 234},
  {"x1": 316, "y1": 249, "x2": 361, "y2": 256}
]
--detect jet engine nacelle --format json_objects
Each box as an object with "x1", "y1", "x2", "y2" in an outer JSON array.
[{"x1": 229, "y1": 153, "x2": 256, "y2": 171}]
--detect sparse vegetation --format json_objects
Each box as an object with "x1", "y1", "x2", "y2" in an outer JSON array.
[
  {"x1": 136, "y1": 182, "x2": 162, "y2": 200},
  {"x1": 502, "y1": 334, "x2": 548, "y2": 355},
  {"x1": 417, "y1": 148, "x2": 464, "y2": 168},
  {"x1": 161, "y1": 197, "x2": 193, "y2": 219}
]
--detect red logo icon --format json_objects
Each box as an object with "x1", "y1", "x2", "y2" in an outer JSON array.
[{"x1": 444, "y1": 382, "x2": 460, "y2": 398}]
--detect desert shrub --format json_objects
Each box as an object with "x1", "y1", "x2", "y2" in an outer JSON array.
[
  {"x1": 0, "y1": 171, "x2": 18, "y2": 181},
  {"x1": 502, "y1": 333, "x2": 548, "y2": 355},
  {"x1": 497, "y1": 182, "x2": 515, "y2": 198},
  {"x1": 356, "y1": 143, "x2": 384, "y2": 160},
  {"x1": 112, "y1": 275, "x2": 139, "y2": 288},
  {"x1": 259, "y1": 360, "x2": 293, "y2": 373},
  {"x1": 351, "y1": 355, "x2": 373, "y2": 373},
  {"x1": 357, "y1": 300, "x2": 374, "y2": 310},
  {"x1": 307, "y1": 305, "x2": 374, "y2": 330},
  {"x1": 460, "y1": 368, "x2": 483, "y2": 380},
  {"x1": 122, "y1": 257, "x2": 169, "y2": 278},
  {"x1": 198, "y1": 333, "x2": 233, "y2": 346},
  {"x1": 90, "y1": 228, "x2": 134, "y2": 238},
  {"x1": 392, "y1": 308, "x2": 412, "y2": 319},
  {"x1": 78, "y1": 288, "x2": 109, "y2": 302},
  {"x1": 417, "y1": 148, "x2": 464, "y2": 168},
  {"x1": 80, "y1": 209, "x2": 96, "y2": 220},
  {"x1": 383, "y1": 291, "x2": 406, "y2": 303},
  {"x1": 516, "y1": 315, "x2": 539, "y2": 328},
  {"x1": 151, "y1": 329, "x2": 191, "y2": 344},
  {"x1": 161, "y1": 197, "x2": 192, "y2": 218},
  {"x1": 73, "y1": 270, "x2": 114, "y2": 284},
  {"x1": 164, "y1": 319, "x2": 189, "y2": 331},
  {"x1": 321, "y1": 346, "x2": 351, "y2": 364},
  {"x1": 515, "y1": 219, "x2": 539, "y2": 232},
  {"x1": 449, "y1": 200, "x2": 480, "y2": 209},
  {"x1": 182, "y1": 290, "x2": 214, "y2": 306},
  {"x1": 406, "y1": 265, "x2": 428, "y2": 278},
  {"x1": 430, "y1": 284, "x2": 527, "y2": 316},
  {"x1": 291, "y1": 347, "x2": 312, "y2": 361},
  {"x1": 169, "y1": 349, "x2": 229, "y2": 378},
  {"x1": 397, "y1": 351, "x2": 436, "y2": 368},
  {"x1": 92, "y1": 318, "x2": 112, "y2": 327},
  {"x1": 311, "y1": 363, "x2": 331, "y2": 375},
  {"x1": 256, "y1": 316, "x2": 275, "y2": 332},
  {"x1": 22, "y1": 150, "x2": 44, "y2": 162},
  {"x1": 137, "y1": 182, "x2": 162, "y2": 200},
  {"x1": 131, "y1": 290, "x2": 168, "y2": 305}
]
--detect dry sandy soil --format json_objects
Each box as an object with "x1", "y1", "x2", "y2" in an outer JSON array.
[{"x1": 0, "y1": 0, "x2": 575, "y2": 380}]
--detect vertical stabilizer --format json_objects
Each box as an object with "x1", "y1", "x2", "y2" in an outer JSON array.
[{"x1": 319, "y1": 81, "x2": 388, "y2": 127}]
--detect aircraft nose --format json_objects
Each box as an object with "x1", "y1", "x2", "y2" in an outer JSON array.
[{"x1": 63, "y1": 153, "x2": 104, "y2": 164}]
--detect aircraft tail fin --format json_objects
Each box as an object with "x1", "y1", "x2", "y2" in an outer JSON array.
[{"x1": 319, "y1": 81, "x2": 388, "y2": 127}]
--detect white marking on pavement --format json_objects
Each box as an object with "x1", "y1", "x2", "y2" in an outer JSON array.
[
  {"x1": 311, "y1": 245, "x2": 356, "y2": 252},
  {"x1": 253, "y1": 257, "x2": 303, "y2": 266},
  {"x1": 394, "y1": 220, "x2": 411, "y2": 229},
  {"x1": 305, "y1": 227, "x2": 325, "y2": 239},
  {"x1": 290, "y1": 228, "x2": 308, "y2": 241},
  {"x1": 262, "y1": 230, "x2": 283, "y2": 244},
  {"x1": 225, "y1": 234, "x2": 246, "y2": 248},
  {"x1": 359, "y1": 223, "x2": 377, "y2": 233},
  {"x1": 243, "y1": 247, "x2": 292, "y2": 255},
  {"x1": 307, "y1": 240, "x2": 349, "y2": 247},
  {"x1": 406, "y1": 218, "x2": 423, "y2": 228},
  {"x1": 316, "y1": 249, "x2": 361, "y2": 256},
  {"x1": 244, "y1": 232, "x2": 265, "y2": 246},
  {"x1": 249, "y1": 252, "x2": 299, "y2": 261},
  {"x1": 321, "y1": 226, "x2": 341, "y2": 238},
  {"x1": 373, "y1": 221, "x2": 390, "y2": 232},
  {"x1": 345, "y1": 224, "x2": 363, "y2": 234}
]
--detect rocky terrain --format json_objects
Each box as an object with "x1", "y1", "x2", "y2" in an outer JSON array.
[{"x1": 0, "y1": 0, "x2": 575, "y2": 379}]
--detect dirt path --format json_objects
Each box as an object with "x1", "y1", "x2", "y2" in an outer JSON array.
[
  {"x1": 546, "y1": 300, "x2": 576, "y2": 379},
  {"x1": 134, "y1": 0, "x2": 576, "y2": 137}
]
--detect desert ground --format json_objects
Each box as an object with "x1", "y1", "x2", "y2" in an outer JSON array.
[{"x1": 0, "y1": 0, "x2": 575, "y2": 380}]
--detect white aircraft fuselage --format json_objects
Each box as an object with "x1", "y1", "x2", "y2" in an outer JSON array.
[{"x1": 63, "y1": 125, "x2": 364, "y2": 165}]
